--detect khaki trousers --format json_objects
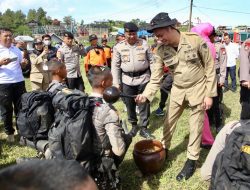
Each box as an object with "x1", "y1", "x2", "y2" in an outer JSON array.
[
  {"x1": 161, "y1": 99, "x2": 204, "y2": 160},
  {"x1": 31, "y1": 81, "x2": 49, "y2": 91}
]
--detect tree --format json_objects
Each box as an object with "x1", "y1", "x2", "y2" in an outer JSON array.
[
  {"x1": 36, "y1": 7, "x2": 48, "y2": 25},
  {"x1": 14, "y1": 10, "x2": 26, "y2": 28},
  {"x1": 130, "y1": 18, "x2": 148, "y2": 29},
  {"x1": 63, "y1": 16, "x2": 73, "y2": 26},
  {"x1": 27, "y1": 9, "x2": 37, "y2": 22},
  {"x1": 14, "y1": 25, "x2": 32, "y2": 35},
  {"x1": 80, "y1": 19, "x2": 84, "y2": 26},
  {"x1": 46, "y1": 16, "x2": 52, "y2": 25},
  {"x1": 0, "y1": 9, "x2": 15, "y2": 29}
]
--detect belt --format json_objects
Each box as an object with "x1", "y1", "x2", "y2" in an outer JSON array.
[{"x1": 122, "y1": 68, "x2": 149, "y2": 77}]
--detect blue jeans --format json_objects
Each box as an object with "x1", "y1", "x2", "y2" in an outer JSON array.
[{"x1": 224, "y1": 66, "x2": 236, "y2": 90}]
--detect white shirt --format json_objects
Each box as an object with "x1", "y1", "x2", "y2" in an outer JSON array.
[
  {"x1": 225, "y1": 42, "x2": 239, "y2": 67},
  {"x1": 0, "y1": 44, "x2": 24, "y2": 84}
]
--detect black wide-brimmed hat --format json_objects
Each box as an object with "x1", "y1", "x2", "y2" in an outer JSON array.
[{"x1": 147, "y1": 12, "x2": 177, "y2": 33}]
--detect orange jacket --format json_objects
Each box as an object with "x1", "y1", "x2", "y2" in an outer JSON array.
[
  {"x1": 84, "y1": 45, "x2": 106, "y2": 72},
  {"x1": 103, "y1": 45, "x2": 112, "y2": 59}
]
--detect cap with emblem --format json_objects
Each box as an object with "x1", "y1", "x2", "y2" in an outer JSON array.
[
  {"x1": 63, "y1": 31, "x2": 74, "y2": 39},
  {"x1": 147, "y1": 12, "x2": 177, "y2": 33},
  {"x1": 124, "y1": 22, "x2": 138, "y2": 32},
  {"x1": 89, "y1": 34, "x2": 98, "y2": 42}
]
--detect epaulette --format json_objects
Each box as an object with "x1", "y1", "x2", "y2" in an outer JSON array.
[
  {"x1": 118, "y1": 40, "x2": 125, "y2": 44},
  {"x1": 182, "y1": 32, "x2": 199, "y2": 36}
]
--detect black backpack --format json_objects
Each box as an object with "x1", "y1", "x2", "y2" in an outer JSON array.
[
  {"x1": 210, "y1": 120, "x2": 250, "y2": 190},
  {"x1": 48, "y1": 89, "x2": 97, "y2": 171},
  {"x1": 17, "y1": 91, "x2": 55, "y2": 142}
]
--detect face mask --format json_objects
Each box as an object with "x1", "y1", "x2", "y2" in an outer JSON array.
[{"x1": 43, "y1": 40, "x2": 51, "y2": 46}]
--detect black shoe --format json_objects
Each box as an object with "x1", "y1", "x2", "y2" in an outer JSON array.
[
  {"x1": 231, "y1": 88, "x2": 237, "y2": 92},
  {"x1": 176, "y1": 159, "x2": 196, "y2": 181},
  {"x1": 223, "y1": 88, "x2": 229, "y2": 93},
  {"x1": 139, "y1": 128, "x2": 155, "y2": 139},
  {"x1": 200, "y1": 144, "x2": 212, "y2": 149},
  {"x1": 129, "y1": 125, "x2": 139, "y2": 137}
]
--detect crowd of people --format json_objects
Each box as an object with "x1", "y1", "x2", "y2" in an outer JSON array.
[{"x1": 0, "y1": 11, "x2": 249, "y2": 189}]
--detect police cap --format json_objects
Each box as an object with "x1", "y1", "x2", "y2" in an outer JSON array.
[
  {"x1": 124, "y1": 22, "x2": 138, "y2": 32},
  {"x1": 147, "y1": 12, "x2": 177, "y2": 33},
  {"x1": 89, "y1": 34, "x2": 98, "y2": 42},
  {"x1": 63, "y1": 31, "x2": 74, "y2": 39}
]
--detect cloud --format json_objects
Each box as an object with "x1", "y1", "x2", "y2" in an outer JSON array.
[{"x1": 67, "y1": 7, "x2": 75, "y2": 13}]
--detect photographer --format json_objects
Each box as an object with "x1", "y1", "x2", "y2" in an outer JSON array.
[{"x1": 29, "y1": 38, "x2": 52, "y2": 91}]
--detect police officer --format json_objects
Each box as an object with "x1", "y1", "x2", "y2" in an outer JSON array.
[
  {"x1": 112, "y1": 22, "x2": 154, "y2": 139},
  {"x1": 57, "y1": 32, "x2": 86, "y2": 91},
  {"x1": 84, "y1": 34, "x2": 106, "y2": 73},
  {"x1": 135, "y1": 12, "x2": 217, "y2": 181},
  {"x1": 239, "y1": 38, "x2": 250, "y2": 119},
  {"x1": 207, "y1": 35, "x2": 227, "y2": 132}
]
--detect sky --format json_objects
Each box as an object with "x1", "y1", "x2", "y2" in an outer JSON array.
[{"x1": 1, "y1": 0, "x2": 250, "y2": 27}]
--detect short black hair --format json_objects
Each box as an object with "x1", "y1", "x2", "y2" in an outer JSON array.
[
  {"x1": 224, "y1": 33, "x2": 230, "y2": 38},
  {"x1": 87, "y1": 66, "x2": 111, "y2": 88},
  {"x1": 0, "y1": 160, "x2": 93, "y2": 190},
  {"x1": 42, "y1": 34, "x2": 51, "y2": 40},
  {"x1": 0, "y1": 28, "x2": 12, "y2": 34},
  {"x1": 48, "y1": 58, "x2": 65, "y2": 73}
]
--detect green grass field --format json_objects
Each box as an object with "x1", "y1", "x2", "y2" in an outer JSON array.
[{"x1": 0, "y1": 61, "x2": 241, "y2": 190}]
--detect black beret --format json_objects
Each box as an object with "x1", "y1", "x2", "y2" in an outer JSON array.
[
  {"x1": 89, "y1": 34, "x2": 98, "y2": 41},
  {"x1": 147, "y1": 12, "x2": 177, "y2": 33},
  {"x1": 101, "y1": 38, "x2": 107, "y2": 43},
  {"x1": 124, "y1": 22, "x2": 138, "y2": 32},
  {"x1": 63, "y1": 31, "x2": 74, "y2": 39}
]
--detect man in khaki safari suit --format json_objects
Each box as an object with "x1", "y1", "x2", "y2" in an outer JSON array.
[{"x1": 135, "y1": 12, "x2": 217, "y2": 181}]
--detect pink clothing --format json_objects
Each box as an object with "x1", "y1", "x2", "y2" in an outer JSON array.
[
  {"x1": 202, "y1": 112, "x2": 214, "y2": 145},
  {"x1": 191, "y1": 23, "x2": 216, "y2": 59},
  {"x1": 191, "y1": 23, "x2": 215, "y2": 145}
]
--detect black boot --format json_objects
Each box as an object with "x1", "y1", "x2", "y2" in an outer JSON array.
[
  {"x1": 176, "y1": 159, "x2": 196, "y2": 181},
  {"x1": 129, "y1": 125, "x2": 139, "y2": 137},
  {"x1": 139, "y1": 128, "x2": 155, "y2": 139}
]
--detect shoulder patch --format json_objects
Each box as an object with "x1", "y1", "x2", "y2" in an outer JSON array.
[
  {"x1": 183, "y1": 32, "x2": 199, "y2": 36},
  {"x1": 202, "y1": 43, "x2": 208, "y2": 49}
]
